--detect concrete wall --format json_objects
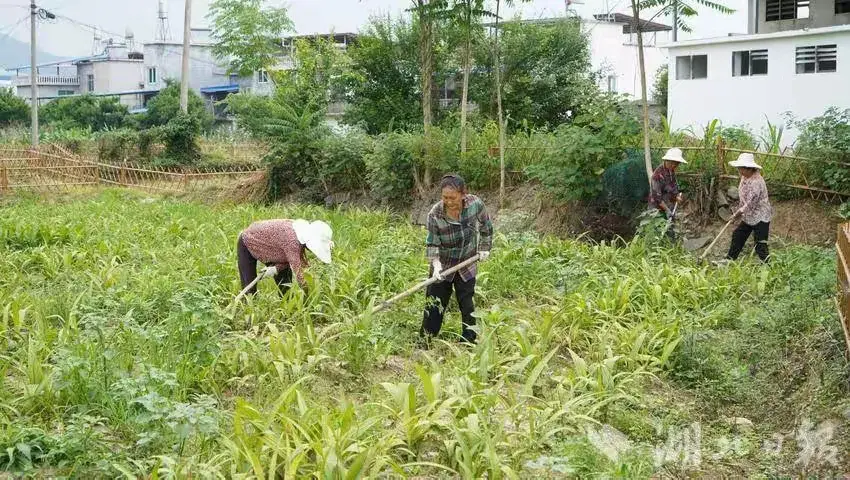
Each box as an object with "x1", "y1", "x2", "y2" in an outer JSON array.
[
  {"x1": 585, "y1": 21, "x2": 669, "y2": 100},
  {"x1": 756, "y1": 0, "x2": 850, "y2": 33},
  {"x1": 667, "y1": 28, "x2": 850, "y2": 147},
  {"x1": 16, "y1": 85, "x2": 80, "y2": 104},
  {"x1": 143, "y1": 43, "x2": 233, "y2": 93}
]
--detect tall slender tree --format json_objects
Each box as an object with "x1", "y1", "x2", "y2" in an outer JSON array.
[
  {"x1": 410, "y1": 0, "x2": 448, "y2": 195},
  {"x1": 632, "y1": 0, "x2": 733, "y2": 185},
  {"x1": 491, "y1": 0, "x2": 531, "y2": 207},
  {"x1": 447, "y1": 0, "x2": 491, "y2": 154}
]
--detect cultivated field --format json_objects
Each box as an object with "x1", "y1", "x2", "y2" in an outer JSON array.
[{"x1": 0, "y1": 190, "x2": 847, "y2": 478}]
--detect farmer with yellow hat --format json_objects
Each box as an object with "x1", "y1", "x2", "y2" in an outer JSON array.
[
  {"x1": 236, "y1": 219, "x2": 334, "y2": 297},
  {"x1": 649, "y1": 148, "x2": 687, "y2": 239},
  {"x1": 726, "y1": 153, "x2": 772, "y2": 262}
]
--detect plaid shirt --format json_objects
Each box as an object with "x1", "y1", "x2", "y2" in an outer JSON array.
[
  {"x1": 426, "y1": 195, "x2": 493, "y2": 282},
  {"x1": 649, "y1": 165, "x2": 679, "y2": 210}
]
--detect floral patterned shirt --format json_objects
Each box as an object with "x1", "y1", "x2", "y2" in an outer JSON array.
[
  {"x1": 738, "y1": 174, "x2": 772, "y2": 225},
  {"x1": 241, "y1": 220, "x2": 308, "y2": 287},
  {"x1": 649, "y1": 165, "x2": 679, "y2": 211}
]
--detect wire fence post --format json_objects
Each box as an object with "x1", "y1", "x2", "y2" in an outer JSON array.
[{"x1": 0, "y1": 166, "x2": 8, "y2": 193}]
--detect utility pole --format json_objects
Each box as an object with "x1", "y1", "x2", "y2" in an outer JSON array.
[
  {"x1": 30, "y1": 1, "x2": 38, "y2": 147},
  {"x1": 179, "y1": 0, "x2": 192, "y2": 114}
]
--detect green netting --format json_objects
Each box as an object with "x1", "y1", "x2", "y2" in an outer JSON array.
[{"x1": 600, "y1": 149, "x2": 655, "y2": 217}]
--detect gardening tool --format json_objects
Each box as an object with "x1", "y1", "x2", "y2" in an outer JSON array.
[
  {"x1": 368, "y1": 254, "x2": 481, "y2": 316},
  {"x1": 231, "y1": 268, "x2": 274, "y2": 306},
  {"x1": 665, "y1": 202, "x2": 678, "y2": 234},
  {"x1": 699, "y1": 217, "x2": 735, "y2": 262}
]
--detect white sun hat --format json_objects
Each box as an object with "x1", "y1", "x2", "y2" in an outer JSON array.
[
  {"x1": 662, "y1": 147, "x2": 688, "y2": 164},
  {"x1": 728, "y1": 152, "x2": 763, "y2": 170},
  {"x1": 729, "y1": 153, "x2": 761, "y2": 170},
  {"x1": 292, "y1": 220, "x2": 334, "y2": 264}
]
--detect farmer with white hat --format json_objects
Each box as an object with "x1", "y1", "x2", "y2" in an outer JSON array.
[
  {"x1": 726, "y1": 153, "x2": 772, "y2": 262},
  {"x1": 236, "y1": 219, "x2": 333, "y2": 297},
  {"x1": 649, "y1": 148, "x2": 687, "y2": 239}
]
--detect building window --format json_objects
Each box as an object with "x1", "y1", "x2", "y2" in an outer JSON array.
[
  {"x1": 58, "y1": 90, "x2": 75, "y2": 96},
  {"x1": 796, "y1": 45, "x2": 837, "y2": 73},
  {"x1": 675, "y1": 55, "x2": 708, "y2": 80},
  {"x1": 766, "y1": 0, "x2": 809, "y2": 21},
  {"x1": 607, "y1": 75, "x2": 617, "y2": 92},
  {"x1": 87, "y1": 74, "x2": 94, "y2": 92},
  {"x1": 147, "y1": 67, "x2": 157, "y2": 84},
  {"x1": 732, "y1": 50, "x2": 769, "y2": 76},
  {"x1": 838, "y1": 0, "x2": 850, "y2": 14},
  {"x1": 258, "y1": 69, "x2": 269, "y2": 84}
]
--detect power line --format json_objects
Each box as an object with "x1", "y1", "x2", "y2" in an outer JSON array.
[{"x1": 54, "y1": 13, "x2": 126, "y2": 41}]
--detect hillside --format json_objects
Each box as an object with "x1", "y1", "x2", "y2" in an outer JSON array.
[{"x1": 0, "y1": 35, "x2": 64, "y2": 70}]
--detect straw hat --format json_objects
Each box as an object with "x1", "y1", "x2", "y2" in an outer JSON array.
[
  {"x1": 662, "y1": 148, "x2": 688, "y2": 164},
  {"x1": 292, "y1": 220, "x2": 334, "y2": 264},
  {"x1": 728, "y1": 152, "x2": 763, "y2": 170}
]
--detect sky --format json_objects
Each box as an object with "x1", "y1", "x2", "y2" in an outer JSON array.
[{"x1": 0, "y1": 0, "x2": 748, "y2": 59}]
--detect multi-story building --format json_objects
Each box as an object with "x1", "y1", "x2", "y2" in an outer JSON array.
[
  {"x1": 11, "y1": 40, "x2": 150, "y2": 110},
  {"x1": 667, "y1": 0, "x2": 850, "y2": 147}
]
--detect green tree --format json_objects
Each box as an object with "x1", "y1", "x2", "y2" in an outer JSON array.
[
  {"x1": 143, "y1": 82, "x2": 213, "y2": 131},
  {"x1": 0, "y1": 89, "x2": 29, "y2": 127},
  {"x1": 207, "y1": 0, "x2": 294, "y2": 77},
  {"x1": 276, "y1": 36, "x2": 349, "y2": 109},
  {"x1": 652, "y1": 64, "x2": 668, "y2": 113},
  {"x1": 229, "y1": 36, "x2": 348, "y2": 137},
  {"x1": 340, "y1": 17, "x2": 422, "y2": 134},
  {"x1": 40, "y1": 95, "x2": 130, "y2": 131},
  {"x1": 470, "y1": 18, "x2": 593, "y2": 129}
]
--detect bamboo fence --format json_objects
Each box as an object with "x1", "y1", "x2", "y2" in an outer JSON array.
[{"x1": 0, "y1": 145, "x2": 263, "y2": 195}]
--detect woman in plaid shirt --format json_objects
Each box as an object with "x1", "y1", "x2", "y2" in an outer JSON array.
[{"x1": 422, "y1": 174, "x2": 493, "y2": 344}]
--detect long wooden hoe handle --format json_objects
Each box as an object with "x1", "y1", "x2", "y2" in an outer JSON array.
[
  {"x1": 233, "y1": 270, "x2": 269, "y2": 305},
  {"x1": 700, "y1": 218, "x2": 735, "y2": 261},
  {"x1": 369, "y1": 254, "x2": 481, "y2": 315}
]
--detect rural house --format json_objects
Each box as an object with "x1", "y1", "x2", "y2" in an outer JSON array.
[{"x1": 666, "y1": 0, "x2": 850, "y2": 147}]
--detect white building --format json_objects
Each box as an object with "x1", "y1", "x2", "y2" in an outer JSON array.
[
  {"x1": 585, "y1": 13, "x2": 671, "y2": 99},
  {"x1": 11, "y1": 41, "x2": 149, "y2": 109},
  {"x1": 667, "y1": 0, "x2": 850, "y2": 147}
]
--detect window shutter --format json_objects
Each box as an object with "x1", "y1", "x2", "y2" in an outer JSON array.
[
  {"x1": 796, "y1": 46, "x2": 816, "y2": 65},
  {"x1": 817, "y1": 44, "x2": 838, "y2": 62}
]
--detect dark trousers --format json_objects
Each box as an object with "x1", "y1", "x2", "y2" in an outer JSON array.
[
  {"x1": 421, "y1": 273, "x2": 477, "y2": 343},
  {"x1": 727, "y1": 221, "x2": 770, "y2": 262},
  {"x1": 237, "y1": 234, "x2": 293, "y2": 296}
]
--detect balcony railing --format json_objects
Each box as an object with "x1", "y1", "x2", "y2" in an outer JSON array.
[{"x1": 14, "y1": 75, "x2": 80, "y2": 87}]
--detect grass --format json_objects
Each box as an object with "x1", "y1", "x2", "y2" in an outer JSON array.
[{"x1": 0, "y1": 189, "x2": 848, "y2": 478}]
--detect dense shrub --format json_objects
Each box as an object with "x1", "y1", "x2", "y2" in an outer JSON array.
[
  {"x1": 40, "y1": 95, "x2": 131, "y2": 132},
  {"x1": 143, "y1": 82, "x2": 213, "y2": 132},
  {"x1": 794, "y1": 107, "x2": 850, "y2": 192},
  {"x1": 318, "y1": 129, "x2": 373, "y2": 191},
  {"x1": 364, "y1": 131, "x2": 418, "y2": 202},
  {"x1": 526, "y1": 106, "x2": 641, "y2": 201},
  {"x1": 158, "y1": 114, "x2": 202, "y2": 166},
  {"x1": 262, "y1": 100, "x2": 329, "y2": 201},
  {"x1": 95, "y1": 128, "x2": 142, "y2": 162},
  {"x1": 0, "y1": 89, "x2": 29, "y2": 127}
]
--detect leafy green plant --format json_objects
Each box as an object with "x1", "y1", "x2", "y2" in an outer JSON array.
[
  {"x1": 759, "y1": 116, "x2": 784, "y2": 154},
  {"x1": 157, "y1": 114, "x2": 202, "y2": 166},
  {"x1": 142, "y1": 81, "x2": 213, "y2": 132},
  {"x1": 0, "y1": 88, "x2": 30, "y2": 127}
]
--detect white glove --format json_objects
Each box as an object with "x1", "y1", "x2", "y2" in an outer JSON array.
[
  {"x1": 262, "y1": 266, "x2": 278, "y2": 278},
  {"x1": 431, "y1": 260, "x2": 444, "y2": 281},
  {"x1": 478, "y1": 251, "x2": 490, "y2": 261}
]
